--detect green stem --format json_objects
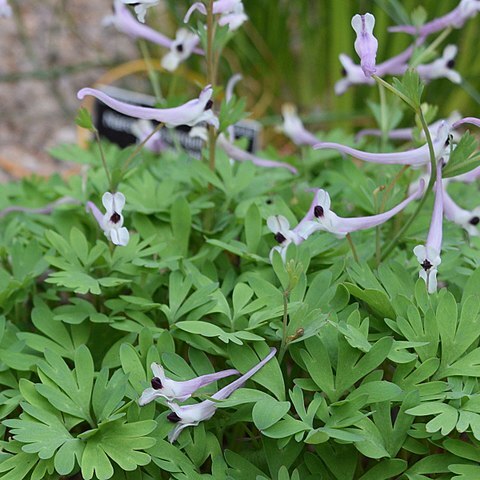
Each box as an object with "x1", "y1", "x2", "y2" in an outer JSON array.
[
  {"x1": 372, "y1": 74, "x2": 416, "y2": 110},
  {"x1": 138, "y1": 40, "x2": 163, "y2": 104},
  {"x1": 206, "y1": 0, "x2": 217, "y2": 174},
  {"x1": 381, "y1": 110, "x2": 437, "y2": 260},
  {"x1": 278, "y1": 291, "x2": 289, "y2": 363},
  {"x1": 378, "y1": 81, "x2": 388, "y2": 150},
  {"x1": 346, "y1": 233, "x2": 359, "y2": 263},
  {"x1": 120, "y1": 122, "x2": 164, "y2": 178},
  {"x1": 94, "y1": 130, "x2": 113, "y2": 191},
  {"x1": 410, "y1": 28, "x2": 452, "y2": 68}
]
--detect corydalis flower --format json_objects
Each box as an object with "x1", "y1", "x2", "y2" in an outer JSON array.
[
  {"x1": 161, "y1": 28, "x2": 201, "y2": 72},
  {"x1": 0, "y1": 0, "x2": 11, "y2": 17},
  {"x1": 351, "y1": 13, "x2": 378, "y2": 78},
  {"x1": 315, "y1": 122, "x2": 451, "y2": 167},
  {"x1": 443, "y1": 187, "x2": 480, "y2": 236},
  {"x1": 87, "y1": 192, "x2": 129, "y2": 246},
  {"x1": 302, "y1": 182, "x2": 425, "y2": 238},
  {"x1": 413, "y1": 164, "x2": 444, "y2": 294},
  {"x1": 389, "y1": 0, "x2": 480, "y2": 37},
  {"x1": 104, "y1": 0, "x2": 171, "y2": 47},
  {"x1": 138, "y1": 363, "x2": 239, "y2": 405},
  {"x1": 121, "y1": 0, "x2": 159, "y2": 23},
  {"x1": 356, "y1": 112, "x2": 462, "y2": 143},
  {"x1": 184, "y1": 0, "x2": 247, "y2": 31},
  {"x1": 279, "y1": 104, "x2": 319, "y2": 147},
  {"x1": 77, "y1": 85, "x2": 219, "y2": 128},
  {"x1": 267, "y1": 215, "x2": 306, "y2": 262},
  {"x1": 166, "y1": 348, "x2": 276, "y2": 443},
  {"x1": 417, "y1": 45, "x2": 462, "y2": 84},
  {"x1": 216, "y1": 134, "x2": 297, "y2": 174}
]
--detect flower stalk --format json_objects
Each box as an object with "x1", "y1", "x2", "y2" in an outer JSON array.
[
  {"x1": 379, "y1": 94, "x2": 439, "y2": 260},
  {"x1": 206, "y1": 0, "x2": 217, "y2": 174}
]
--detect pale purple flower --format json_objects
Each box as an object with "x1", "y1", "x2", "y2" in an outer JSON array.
[
  {"x1": 301, "y1": 181, "x2": 425, "y2": 238},
  {"x1": 335, "y1": 43, "x2": 425, "y2": 95},
  {"x1": 217, "y1": 134, "x2": 297, "y2": 174},
  {"x1": 417, "y1": 45, "x2": 462, "y2": 84},
  {"x1": 121, "y1": 0, "x2": 159, "y2": 23},
  {"x1": 389, "y1": 0, "x2": 480, "y2": 37},
  {"x1": 103, "y1": 0, "x2": 171, "y2": 48},
  {"x1": 443, "y1": 187, "x2": 480, "y2": 236},
  {"x1": 161, "y1": 28, "x2": 201, "y2": 71},
  {"x1": 452, "y1": 165, "x2": 480, "y2": 183},
  {"x1": 184, "y1": 0, "x2": 247, "y2": 31},
  {"x1": 217, "y1": 2, "x2": 247, "y2": 30},
  {"x1": 138, "y1": 363, "x2": 239, "y2": 405},
  {"x1": 351, "y1": 13, "x2": 378, "y2": 78},
  {"x1": 279, "y1": 104, "x2": 320, "y2": 147},
  {"x1": 77, "y1": 85, "x2": 219, "y2": 128},
  {"x1": 166, "y1": 348, "x2": 276, "y2": 443},
  {"x1": 356, "y1": 112, "x2": 462, "y2": 143},
  {"x1": 335, "y1": 54, "x2": 375, "y2": 95},
  {"x1": 452, "y1": 116, "x2": 480, "y2": 130},
  {"x1": 87, "y1": 192, "x2": 129, "y2": 246},
  {"x1": 314, "y1": 121, "x2": 451, "y2": 167},
  {"x1": 0, "y1": 0, "x2": 11, "y2": 17},
  {"x1": 413, "y1": 164, "x2": 444, "y2": 294}
]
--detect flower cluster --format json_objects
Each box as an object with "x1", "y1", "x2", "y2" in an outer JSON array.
[
  {"x1": 139, "y1": 348, "x2": 276, "y2": 443},
  {"x1": 271, "y1": 4, "x2": 480, "y2": 294}
]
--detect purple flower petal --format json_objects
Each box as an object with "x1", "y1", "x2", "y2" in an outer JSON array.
[
  {"x1": 217, "y1": 135, "x2": 297, "y2": 174},
  {"x1": 77, "y1": 85, "x2": 218, "y2": 128},
  {"x1": 314, "y1": 122, "x2": 451, "y2": 166}
]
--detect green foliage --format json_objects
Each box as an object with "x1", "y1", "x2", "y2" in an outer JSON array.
[
  {"x1": 4, "y1": 2, "x2": 480, "y2": 480},
  {"x1": 392, "y1": 69, "x2": 424, "y2": 109}
]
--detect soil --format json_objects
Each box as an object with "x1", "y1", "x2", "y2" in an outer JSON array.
[{"x1": 0, "y1": 0, "x2": 138, "y2": 181}]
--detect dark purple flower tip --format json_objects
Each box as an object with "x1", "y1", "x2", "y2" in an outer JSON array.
[
  {"x1": 274, "y1": 232, "x2": 287, "y2": 243},
  {"x1": 151, "y1": 377, "x2": 163, "y2": 390},
  {"x1": 314, "y1": 205, "x2": 324, "y2": 218},
  {"x1": 421, "y1": 259, "x2": 433, "y2": 271},
  {"x1": 110, "y1": 212, "x2": 121, "y2": 224},
  {"x1": 167, "y1": 412, "x2": 181, "y2": 423}
]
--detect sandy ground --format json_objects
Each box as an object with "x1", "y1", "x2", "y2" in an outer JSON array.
[{"x1": 0, "y1": 0, "x2": 138, "y2": 181}]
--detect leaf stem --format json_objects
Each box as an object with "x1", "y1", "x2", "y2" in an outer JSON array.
[
  {"x1": 278, "y1": 290, "x2": 290, "y2": 363},
  {"x1": 94, "y1": 130, "x2": 113, "y2": 191},
  {"x1": 120, "y1": 122, "x2": 164, "y2": 178},
  {"x1": 206, "y1": 0, "x2": 217, "y2": 175},
  {"x1": 346, "y1": 233, "x2": 359, "y2": 263},
  {"x1": 381, "y1": 109, "x2": 437, "y2": 260}
]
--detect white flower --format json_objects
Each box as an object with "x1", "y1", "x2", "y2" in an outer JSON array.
[
  {"x1": 139, "y1": 362, "x2": 238, "y2": 405},
  {"x1": 121, "y1": 0, "x2": 159, "y2": 23},
  {"x1": 413, "y1": 245, "x2": 441, "y2": 293},
  {"x1": 443, "y1": 187, "x2": 480, "y2": 237},
  {"x1": 279, "y1": 104, "x2": 319, "y2": 147},
  {"x1": 161, "y1": 29, "x2": 200, "y2": 72},
  {"x1": 166, "y1": 348, "x2": 276, "y2": 443},
  {"x1": 218, "y1": 1, "x2": 247, "y2": 30},
  {"x1": 87, "y1": 192, "x2": 129, "y2": 246},
  {"x1": 101, "y1": 192, "x2": 130, "y2": 246},
  {"x1": 413, "y1": 164, "x2": 444, "y2": 294},
  {"x1": 184, "y1": 0, "x2": 247, "y2": 31},
  {"x1": 335, "y1": 54, "x2": 375, "y2": 95},
  {"x1": 417, "y1": 45, "x2": 462, "y2": 84},
  {"x1": 267, "y1": 215, "x2": 304, "y2": 262}
]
